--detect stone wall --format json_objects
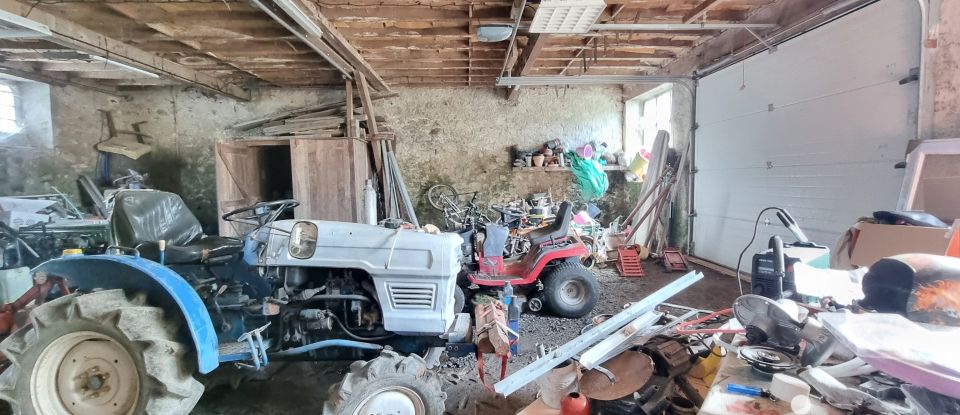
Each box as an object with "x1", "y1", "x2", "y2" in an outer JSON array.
[
  {"x1": 933, "y1": 0, "x2": 960, "y2": 138},
  {"x1": 380, "y1": 87, "x2": 632, "y2": 227},
  {"x1": 0, "y1": 84, "x2": 633, "y2": 231}
]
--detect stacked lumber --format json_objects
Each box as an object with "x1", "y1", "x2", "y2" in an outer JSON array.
[{"x1": 230, "y1": 91, "x2": 397, "y2": 140}]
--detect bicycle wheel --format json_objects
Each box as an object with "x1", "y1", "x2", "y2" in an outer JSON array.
[{"x1": 427, "y1": 184, "x2": 458, "y2": 210}]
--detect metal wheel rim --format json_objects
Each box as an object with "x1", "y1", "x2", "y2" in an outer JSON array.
[
  {"x1": 353, "y1": 386, "x2": 426, "y2": 415},
  {"x1": 558, "y1": 280, "x2": 587, "y2": 306},
  {"x1": 32, "y1": 331, "x2": 140, "y2": 415}
]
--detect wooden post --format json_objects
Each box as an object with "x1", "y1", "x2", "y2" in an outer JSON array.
[
  {"x1": 345, "y1": 79, "x2": 356, "y2": 138},
  {"x1": 356, "y1": 73, "x2": 385, "y2": 199}
]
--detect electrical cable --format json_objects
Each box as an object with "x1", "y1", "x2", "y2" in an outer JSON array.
[
  {"x1": 734, "y1": 207, "x2": 789, "y2": 296},
  {"x1": 330, "y1": 314, "x2": 394, "y2": 342}
]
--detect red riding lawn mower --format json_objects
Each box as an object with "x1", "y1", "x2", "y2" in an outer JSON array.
[{"x1": 460, "y1": 202, "x2": 600, "y2": 318}]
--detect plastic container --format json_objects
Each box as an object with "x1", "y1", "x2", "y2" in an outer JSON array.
[{"x1": 0, "y1": 267, "x2": 32, "y2": 304}]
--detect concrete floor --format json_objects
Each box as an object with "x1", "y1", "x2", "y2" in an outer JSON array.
[{"x1": 192, "y1": 264, "x2": 741, "y2": 415}]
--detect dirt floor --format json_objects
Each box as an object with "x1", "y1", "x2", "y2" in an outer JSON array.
[
  {"x1": 191, "y1": 264, "x2": 741, "y2": 415},
  {"x1": 0, "y1": 264, "x2": 740, "y2": 415}
]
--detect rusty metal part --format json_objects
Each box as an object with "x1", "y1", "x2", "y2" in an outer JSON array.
[
  {"x1": 580, "y1": 351, "x2": 655, "y2": 401},
  {"x1": 0, "y1": 274, "x2": 70, "y2": 336}
]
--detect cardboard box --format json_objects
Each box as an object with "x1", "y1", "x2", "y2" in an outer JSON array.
[{"x1": 849, "y1": 222, "x2": 952, "y2": 267}]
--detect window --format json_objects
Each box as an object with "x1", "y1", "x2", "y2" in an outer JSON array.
[
  {"x1": 624, "y1": 85, "x2": 672, "y2": 159},
  {"x1": 639, "y1": 89, "x2": 672, "y2": 151},
  {"x1": 0, "y1": 83, "x2": 20, "y2": 136}
]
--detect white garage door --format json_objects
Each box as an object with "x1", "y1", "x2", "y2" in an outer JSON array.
[{"x1": 692, "y1": 0, "x2": 920, "y2": 270}]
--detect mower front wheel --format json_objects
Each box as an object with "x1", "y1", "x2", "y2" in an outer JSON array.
[{"x1": 542, "y1": 263, "x2": 599, "y2": 318}]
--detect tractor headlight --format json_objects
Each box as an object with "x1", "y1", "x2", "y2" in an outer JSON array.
[{"x1": 288, "y1": 221, "x2": 318, "y2": 259}]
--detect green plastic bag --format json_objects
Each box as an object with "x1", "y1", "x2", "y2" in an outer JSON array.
[{"x1": 568, "y1": 152, "x2": 608, "y2": 201}]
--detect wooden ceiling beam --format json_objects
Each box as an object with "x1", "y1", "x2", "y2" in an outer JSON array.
[
  {"x1": 338, "y1": 27, "x2": 471, "y2": 38},
  {"x1": 540, "y1": 50, "x2": 676, "y2": 60},
  {"x1": 281, "y1": 0, "x2": 390, "y2": 91},
  {"x1": 0, "y1": 61, "x2": 125, "y2": 97},
  {"x1": 319, "y1": 5, "x2": 508, "y2": 20},
  {"x1": 683, "y1": 0, "x2": 724, "y2": 23},
  {"x1": 0, "y1": 0, "x2": 249, "y2": 100},
  {"x1": 505, "y1": 32, "x2": 548, "y2": 100}
]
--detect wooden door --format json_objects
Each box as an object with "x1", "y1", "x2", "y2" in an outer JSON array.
[
  {"x1": 215, "y1": 141, "x2": 265, "y2": 237},
  {"x1": 290, "y1": 138, "x2": 359, "y2": 222}
]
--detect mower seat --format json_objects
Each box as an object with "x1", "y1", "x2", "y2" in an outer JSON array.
[
  {"x1": 111, "y1": 190, "x2": 242, "y2": 264},
  {"x1": 528, "y1": 202, "x2": 572, "y2": 246}
]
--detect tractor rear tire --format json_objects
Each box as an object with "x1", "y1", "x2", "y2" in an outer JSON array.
[
  {"x1": 542, "y1": 263, "x2": 600, "y2": 318},
  {"x1": 323, "y1": 350, "x2": 445, "y2": 415},
  {"x1": 0, "y1": 289, "x2": 204, "y2": 415}
]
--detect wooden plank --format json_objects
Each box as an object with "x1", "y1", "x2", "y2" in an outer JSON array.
[
  {"x1": 0, "y1": 62, "x2": 124, "y2": 97},
  {"x1": 506, "y1": 33, "x2": 549, "y2": 100},
  {"x1": 230, "y1": 90, "x2": 397, "y2": 130},
  {"x1": 285, "y1": 0, "x2": 391, "y2": 91},
  {"x1": 345, "y1": 79, "x2": 356, "y2": 137},
  {"x1": 683, "y1": 0, "x2": 724, "y2": 23},
  {"x1": 290, "y1": 138, "x2": 360, "y2": 222},
  {"x1": 356, "y1": 73, "x2": 384, "y2": 186},
  {"x1": 0, "y1": 0, "x2": 249, "y2": 100},
  {"x1": 215, "y1": 141, "x2": 265, "y2": 237}
]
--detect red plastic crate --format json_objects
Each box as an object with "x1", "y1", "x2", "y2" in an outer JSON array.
[{"x1": 617, "y1": 245, "x2": 645, "y2": 277}]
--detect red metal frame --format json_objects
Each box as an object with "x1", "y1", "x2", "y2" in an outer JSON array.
[
  {"x1": 468, "y1": 241, "x2": 589, "y2": 287},
  {"x1": 0, "y1": 276, "x2": 70, "y2": 337},
  {"x1": 674, "y1": 308, "x2": 745, "y2": 335}
]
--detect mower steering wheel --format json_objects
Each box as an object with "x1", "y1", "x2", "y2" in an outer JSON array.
[{"x1": 222, "y1": 199, "x2": 300, "y2": 227}]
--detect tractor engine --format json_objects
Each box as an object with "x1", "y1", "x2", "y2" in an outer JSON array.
[{"x1": 272, "y1": 267, "x2": 395, "y2": 359}]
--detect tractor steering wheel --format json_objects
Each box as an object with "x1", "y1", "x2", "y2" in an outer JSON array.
[{"x1": 222, "y1": 199, "x2": 300, "y2": 227}]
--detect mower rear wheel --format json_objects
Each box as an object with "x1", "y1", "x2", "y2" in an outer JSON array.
[
  {"x1": 542, "y1": 263, "x2": 599, "y2": 318},
  {"x1": 323, "y1": 350, "x2": 445, "y2": 415},
  {"x1": 0, "y1": 289, "x2": 203, "y2": 415}
]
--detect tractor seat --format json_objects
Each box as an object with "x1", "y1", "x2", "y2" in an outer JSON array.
[
  {"x1": 111, "y1": 190, "x2": 243, "y2": 264},
  {"x1": 528, "y1": 202, "x2": 573, "y2": 246}
]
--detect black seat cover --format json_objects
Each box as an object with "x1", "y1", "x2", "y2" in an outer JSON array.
[
  {"x1": 111, "y1": 191, "x2": 242, "y2": 264},
  {"x1": 528, "y1": 202, "x2": 573, "y2": 246}
]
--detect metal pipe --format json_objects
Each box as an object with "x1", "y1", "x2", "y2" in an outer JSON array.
[
  {"x1": 687, "y1": 79, "x2": 698, "y2": 255},
  {"x1": 271, "y1": 339, "x2": 382, "y2": 356},
  {"x1": 304, "y1": 294, "x2": 371, "y2": 302},
  {"x1": 915, "y1": 0, "x2": 931, "y2": 140},
  {"x1": 695, "y1": 0, "x2": 876, "y2": 76},
  {"x1": 497, "y1": 0, "x2": 529, "y2": 79},
  {"x1": 272, "y1": 0, "x2": 324, "y2": 39},
  {"x1": 592, "y1": 23, "x2": 778, "y2": 31},
  {"x1": 496, "y1": 75, "x2": 693, "y2": 86},
  {"x1": 494, "y1": 271, "x2": 705, "y2": 396},
  {"x1": 248, "y1": 0, "x2": 353, "y2": 77}
]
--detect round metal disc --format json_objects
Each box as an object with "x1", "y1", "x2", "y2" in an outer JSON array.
[
  {"x1": 354, "y1": 386, "x2": 425, "y2": 415},
  {"x1": 580, "y1": 351, "x2": 655, "y2": 401},
  {"x1": 738, "y1": 345, "x2": 799, "y2": 373}
]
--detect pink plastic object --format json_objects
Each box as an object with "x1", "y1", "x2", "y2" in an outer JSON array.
[
  {"x1": 576, "y1": 144, "x2": 593, "y2": 159},
  {"x1": 573, "y1": 211, "x2": 591, "y2": 225}
]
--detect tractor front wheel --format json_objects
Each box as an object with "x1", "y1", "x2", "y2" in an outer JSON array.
[
  {"x1": 0, "y1": 289, "x2": 203, "y2": 415},
  {"x1": 323, "y1": 350, "x2": 445, "y2": 415},
  {"x1": 542, "y1": 263, "x2": 600, "y2": 318}
]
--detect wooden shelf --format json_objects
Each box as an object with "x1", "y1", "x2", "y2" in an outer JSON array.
[{"x1": 512, "y1": 165, "x2": 628, "y2": 172}]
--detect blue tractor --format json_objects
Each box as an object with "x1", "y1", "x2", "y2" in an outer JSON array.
[{"x1": 0, "y1": 190, "x2": 470, "y2": 415}]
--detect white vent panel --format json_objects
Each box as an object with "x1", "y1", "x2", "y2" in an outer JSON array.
[{"x1": 388, "y1": 283, "x2": 436, "y2": 310}]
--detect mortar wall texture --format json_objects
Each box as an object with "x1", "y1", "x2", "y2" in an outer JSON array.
[
  {"x1": 379, "y1": 87, "x2": 630, "y2": 227},
  {"x1": 933, "y1": 0, "x2": 960, "y2": 138},
  {"x1": 0, "y1": 85, "x2": 631, "y2": 230},
  {"x1": 0, "y1": 85, "x2": 341, "y2": 228}
]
